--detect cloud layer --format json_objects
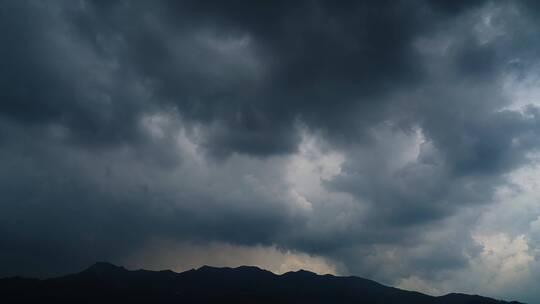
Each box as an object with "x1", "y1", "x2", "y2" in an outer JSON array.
[{"x1": 2, "y1": 1, "x2": 540, "y2": 302}]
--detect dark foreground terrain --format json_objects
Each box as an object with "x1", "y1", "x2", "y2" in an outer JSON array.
[{"x1": 0, "y1": 262, "x2": 524, "y2": 303}]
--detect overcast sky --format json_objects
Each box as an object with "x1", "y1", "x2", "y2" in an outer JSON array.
[{"x1": 3, "y1": 0, "x2": 540, "y2": 302}]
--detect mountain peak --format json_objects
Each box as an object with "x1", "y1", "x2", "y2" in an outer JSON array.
[
  {"x1": 1, "y1": 263, "x2": 525, "y2": 304},
  {"x1": 196, "y1": 265, "x2": 267, "y2": 273},
  {"x1": 195, "y1": 265, "x2": 222, "y2": 272},
  {"x1": 82, "y1": 262, "x2": 126, "y2": 274},
  {"x1": 282, "y1": 269, "x2": 317, "y2": 276}
]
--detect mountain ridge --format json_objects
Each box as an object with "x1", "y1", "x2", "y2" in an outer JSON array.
[{"x1": 0, "y1": 262, "x2": 525, "y2": 304}]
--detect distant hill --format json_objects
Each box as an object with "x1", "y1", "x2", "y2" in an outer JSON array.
[{"x1": 0, "y1": 262, "x2": 525, "y2": 303}]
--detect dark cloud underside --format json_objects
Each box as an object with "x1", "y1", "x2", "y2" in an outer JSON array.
[{"x1": 2, "y1": 1, "x2": 540, "y2": 302}]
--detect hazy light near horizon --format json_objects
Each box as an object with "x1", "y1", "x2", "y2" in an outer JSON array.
[{"x1": 122, "y1": 240, "x2": 342, "y2": 276}]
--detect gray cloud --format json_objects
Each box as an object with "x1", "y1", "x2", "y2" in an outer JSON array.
[{"x1": 3, "y1": 1, "x2": 540, "y2": 302}]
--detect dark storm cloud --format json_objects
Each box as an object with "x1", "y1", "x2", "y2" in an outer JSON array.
[
  {"x1": 0, "y1": 118, "x2": 301, "y2": 276},
  {"x1": 1, "y1": 0, "x2": 483, "y2": 155},
  {"x1": 0, "y1": 1, "x2": 151, "y2": 147},
  {"x1": 3, "y1": 1, "x2": 540, "y2": 301}
]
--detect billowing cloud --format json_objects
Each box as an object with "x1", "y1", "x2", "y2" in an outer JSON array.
[{"x1": 2, "y1": 1, "x2": 540, "y2": 303}]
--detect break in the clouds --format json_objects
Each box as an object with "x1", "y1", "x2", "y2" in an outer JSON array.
[{"x1": 2, "y1": 0, "x2": 540, "y2": 302}]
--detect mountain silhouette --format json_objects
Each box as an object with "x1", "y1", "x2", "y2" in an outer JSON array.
[{"x1": 0, "y1": 262, "x2": 525, "y2": 303}]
